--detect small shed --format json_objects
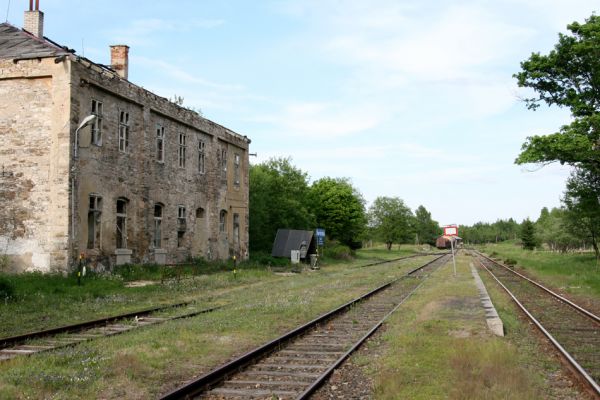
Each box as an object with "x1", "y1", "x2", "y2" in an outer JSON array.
[{"x1": 271, "y1": 229, "x2": 317, "y2": 259}]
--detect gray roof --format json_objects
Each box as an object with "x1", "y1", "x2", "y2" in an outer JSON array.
[
  {"x1": 0, "y1": 23, "x2": 70, "y2": 60},
  {"x1": 271, "y1": 229, "x2": 316, "y2": 258}
]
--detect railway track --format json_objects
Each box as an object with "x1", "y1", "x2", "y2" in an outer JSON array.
[
  {"x1": 161, "y1": 253, "x2": 451, "y2": 399},
  {"x1": 0, "y1": 252, "x2": 438, "y2": 363},
  {"x1": 0, "y1": 302, "x2": 220, "y2": 362},
  {"x1": 474, "y1": 251, "x2": 600, "y2": 397}
]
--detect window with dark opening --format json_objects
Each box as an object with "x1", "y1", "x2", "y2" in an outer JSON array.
[
  {"x1": 233, "y1": 213, "x2": 240, "y2": 246},
  {"x1": 198, "y1": 140, "x2": 205, "y2": 174},
  {"x1": 118, "y1": 111, "x2": 130, "y2": 153},
  {"x1": 91, "y1": 100, "x2": 103, "y2": 145},
  {"x1": 221, "y1": 149, "x2": 227, "y2": 180},
  {"x1": 178, "y1": 132, "x2": 186, "y2": 168},
  {"x1": 116, "y1": 198, "x2": 128, "y2": 249},
  {"x1": 196, "y1": 207, "x2": 205, "y2": 218},
  {"x1": 234, "y1": 153, "x2": 240, "y2": 186},
  {"x1": 219, "y1": 210, "x2": 227, "y2": 233},
  {"x1": 87, "y1": 194, "x2": 102, "y2": 249},
  {"x1": 153, "y1": 203, "x2": 163, "y2": 248},
  {"x1": 156, "y1": 124, "x2": 165, "y2": 162}
]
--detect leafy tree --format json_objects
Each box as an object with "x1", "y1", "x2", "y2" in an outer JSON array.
[
  {"x1": 249, "y1": 158, "x2": 315, "y2": 252},
  {"x1": 563, "y1": 169, "x2": 600, "y2": 258},
  {"x1": 309, "y1": 177, "x2": 367, "y2": 248},
  {"x1": 520, "y1": 219, "x2": 537, "y2": 250},
  {"x1": 368, "y1": 197, "x2": 414, "y2": 250},
  {"x1": 514, "y1": 14, "x2": 600, "y2": 259},
  {"x1": 413, "y1": 205, "x2": 440, "y2": 246}
]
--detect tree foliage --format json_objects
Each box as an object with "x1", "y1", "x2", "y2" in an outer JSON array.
[
  {"x1": 515, "y1": 14, "x2": 600, "y2": 259},
  {"x1": 461, "y1": 219, "x2": 520, "y2": 244},
  {"x1": 368, "y1": 197, "x2": 414, "y2": 250},
  {"x1": 249, "y1": 158, "x2": 314, "y2": 252},
  {"x1": 520, "y1": 219, "x2": 537, "y2": 250},
  {"x1": 309, "y1": 177, "x2": 367, "y2": 248},
  {"x1": 413, "y1": 205, "x2": 440, "y2": 246}
]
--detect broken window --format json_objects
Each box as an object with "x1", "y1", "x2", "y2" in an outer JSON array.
[
  {"x1": 234, "y1": 153, "x2": 240, "y2": 186},
  {"x1": 221, "y1": 149, "x2": 227, "y2": 180},
  {"x1": 198, "y1": 140, "x2": 205, "y2": 174},
  {"x1": 156, "y1": 124, "x2": 165, "y2": 162},
  {"x1": 178, "y1": 132, "x2": 186, "y2": 168},
  {"x1": 116, "y1": 198, "x2": 128, "y2": 249},
  {"x1": 87, "y1": 194, "x2": 102, "y2": 249},
  {"x1": 233, "y1": 213, "x2": 240, "y2": 246},
  {"x1": 219, "y1": 209, "x2": 227, "y2": 233},
  {"x1": 91, "y1": 99, "x2": 103, "y2": 145},
  {"x1": 118, "y1": 111, "x2": 130, "y2": 153},
  {"x1": 177, "y1": 206, "x2": 186, "y2": 248},
  {"x1": 153, "y1": 203, "x2": 163, "y2": 248},
  {"x1": 177, "y1": 205, "x2": 187, "y2": 230}
]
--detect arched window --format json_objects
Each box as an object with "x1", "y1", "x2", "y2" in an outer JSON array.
[
  {"x1": 196, "y1": 207, "x2": 205, "y2": 218},
  {"x1": 153, "y1": 203, "x2": 163, "y2": 248},
  {"x1": 116, "y1": 198, "x2": 129, "y2": 249},
  {"x1": 219, "y1": 210, "x2": 227, "y2": 233}
]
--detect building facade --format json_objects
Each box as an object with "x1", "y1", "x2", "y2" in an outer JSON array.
[{"x1": 0, "y1": 7, "x2": 250, "y2": 273}]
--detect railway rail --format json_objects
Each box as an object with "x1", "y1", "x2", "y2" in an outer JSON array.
[
  {"x1": 161, "y1": 253, "x2": 451, "y2": 399},
  {"x1": 0, "y1": 301, "x2": 220, "y2": 361},
  {"x1": 474, "y1": 251, "x2": 600, "y2": 397},
  {"x1": 0, "y1": 252, "x2": 439, "y2": 363}
]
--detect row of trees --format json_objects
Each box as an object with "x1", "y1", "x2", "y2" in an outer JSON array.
[
  {"x1": 513, "y1": 14, "x2": 600, "y2": 259},
  {"x1": 249, "y1": 158, "x2": 440, "y2": 253},
  {"x1": 460, "y1": 205, "x2": 597, "y2": 254}
]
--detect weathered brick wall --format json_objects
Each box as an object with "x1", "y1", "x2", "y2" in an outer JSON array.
[
  {"x1": 70, "y1": 60, "x2": 249, "y2": 268},
  {"x1": 0, "y1": 58, "x2": 71, "y2": 272}
]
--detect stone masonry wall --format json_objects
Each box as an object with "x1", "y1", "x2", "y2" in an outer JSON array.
[
  {"x1": 0, "y1": 57, "x2": 71, "y2": 272},
  {"x1": 70, "y1": 60, "x2": 249, "y2": 269}
]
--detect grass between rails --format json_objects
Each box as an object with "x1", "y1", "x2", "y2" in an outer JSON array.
[
  {"x1": 360, "y1": 252, "x2": 584, "y2": 399},
  {"x1": 477, "y1": 241, "x2": 600, "y2": 299},
  {"x1": 0, "y1": 249, "x2": 435, "y2": 399}
]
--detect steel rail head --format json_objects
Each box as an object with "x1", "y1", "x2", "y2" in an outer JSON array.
[
  {"x1": 0, "y1": 300, "x2": 200, "y2": 349},
  {"x1": 159, "y1": 254, "x2": 448, "y2": 400},
  {"x1": 474, "y1": 251, "x2": 600, "y2": 324},
  {"x1": 476, "y1": 258, "x2": 600, "y2": 396},
  {"x1": 295, "y1": 279, "x2": 430, "y2": 399}
]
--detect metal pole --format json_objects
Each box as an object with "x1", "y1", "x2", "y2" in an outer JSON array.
[{"x1": 451, "y1": 238, "x2": 456, "y2": 277}]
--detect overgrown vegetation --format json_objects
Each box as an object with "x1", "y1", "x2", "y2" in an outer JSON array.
[{"x1": 0, "y1": 249, "x2": 434, "y2": 399}]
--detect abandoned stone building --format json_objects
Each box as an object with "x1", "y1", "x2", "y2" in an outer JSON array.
[{"x1": 0, "y1": 5, "x2": 250, "y2": 273}]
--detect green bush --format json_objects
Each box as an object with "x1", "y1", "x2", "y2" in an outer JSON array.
[
  {"x1": 248, "y1": 252, "x2": 289, "y2": 267},
  {"x1": 0, "y1": 276, "x2": 15, "y2": 301},
  {"x1": 323, "y1": 242, "x2": 354, "y2": 260},
  {"x1": 504, "y1": 258, "x2": 517, "y2": 266}
]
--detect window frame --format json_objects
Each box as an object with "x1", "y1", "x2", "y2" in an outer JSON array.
[
  {"x1": 87, "y1": 194, "x2": 102, "y2": 249},
  {"x1": 91, "y1": 99, "x2": 103, "y2": 146},
  {"x1": 118, "y1": 110, "x2": 130, "y2": 153},
  {"x1": 178, "y1": 132, "x2": 187, "y2": 168},
  {"x1": 116, "y1": 198, "x2": 128, "y2": 249},
  {"x1": 198, "y1": 139, "x2": 205, "y2": 174},
  {"x1": 156, "y1": 124, "x2": 165, "y2": 163}
]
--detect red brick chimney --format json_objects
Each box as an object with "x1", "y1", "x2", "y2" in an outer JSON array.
[
  {"x1": 110, "y1": 45, "x2": 130, "y2": 80},
  {"x1": 24, "y1": 0, "x2": 44, "y2": 38}
]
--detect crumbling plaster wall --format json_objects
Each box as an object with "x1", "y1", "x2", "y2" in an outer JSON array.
[
  {"x1": 71, "y1": 61, "x2": 249, "y2": 267},
  {"x1": 0, "y1": 57, "x2": 71, "y2": 272}
]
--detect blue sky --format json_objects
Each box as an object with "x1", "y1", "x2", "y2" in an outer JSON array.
[{"x1": 3, "y1": 0, "x2": 597, "y2": 226}]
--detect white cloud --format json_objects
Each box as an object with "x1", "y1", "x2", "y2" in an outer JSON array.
[
  {"x1": 108, "y1": 18, "x2": 225, "y2": 46},
  {"x1": 249, "y1": 101, "x2": 387, "y2": 139}
]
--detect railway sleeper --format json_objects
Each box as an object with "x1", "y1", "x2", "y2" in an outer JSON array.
[
  {"x1": 205, "y1": 387, "x2": 298, "y2": 398},
  {"x1": 242, "y1": 370, "x2": 320, "y2": 380}
]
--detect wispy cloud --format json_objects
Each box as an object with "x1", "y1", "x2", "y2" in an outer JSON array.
[
  {"x1": 107, "y1": 18, "x2": 225, "y2": 46},
  {"x1": 249, "y1": 101, "x2": 387, "y2": 139}
]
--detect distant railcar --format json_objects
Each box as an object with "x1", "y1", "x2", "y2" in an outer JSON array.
[{"x1": 436, "y1": 235, "x2": 462, "y2": 250}]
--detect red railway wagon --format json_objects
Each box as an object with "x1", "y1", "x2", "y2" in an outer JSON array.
[{"x1": 436, "y1": 235, "x2": 462, "y2": 249}]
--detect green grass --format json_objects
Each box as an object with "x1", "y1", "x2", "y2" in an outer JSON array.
[
  {"x1": 478, "y1": 240, "x2": 600, "y2": 298},
  {"x1": 0, "y1": 252, "x2": 436, "y2": 399},
  {"x1": 366, "y1": 254, "x2": 582, "y2": 399}
]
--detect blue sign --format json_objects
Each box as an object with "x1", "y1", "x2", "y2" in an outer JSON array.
[{"x1": 316, "y1": 228, "x2": 325, "y2": 246}]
